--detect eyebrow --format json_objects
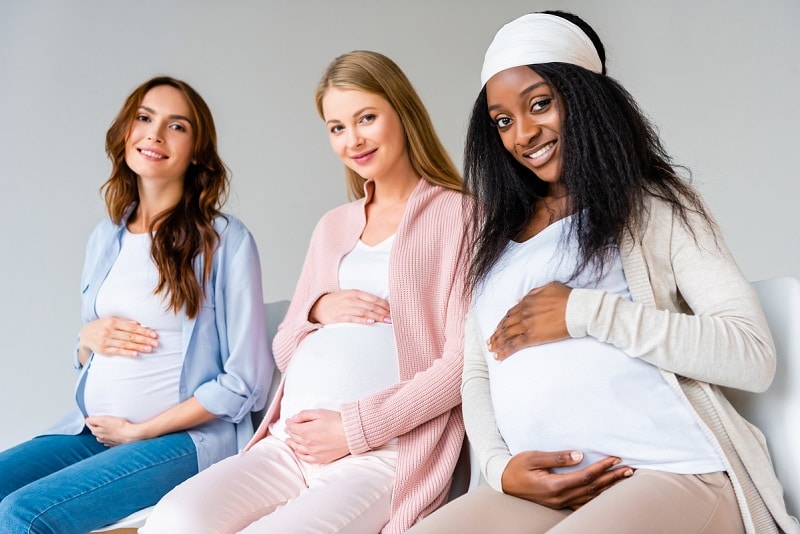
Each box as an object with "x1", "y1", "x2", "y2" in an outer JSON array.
[
  {"x1": 138, "y1": 105, "x2": 194, "y2": 125},
  {"x1": 487, "y1": 81, "x2": 550, "y2": 112},
  {"x1": 325, "y1": 106, "x2": 378, "y2": 126}
]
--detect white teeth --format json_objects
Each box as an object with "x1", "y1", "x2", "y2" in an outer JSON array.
[
  {"x1": 140, "y1": 149, "x2": 164, "y2": 159},
  {"x1": 527, "y1": 142, "x2": 554, "y2": 159}
]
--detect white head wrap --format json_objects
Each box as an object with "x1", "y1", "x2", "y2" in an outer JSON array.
[{"x1": 480, "y1": 13, "x2": 603, "y2": 86}]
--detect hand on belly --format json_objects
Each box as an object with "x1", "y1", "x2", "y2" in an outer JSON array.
[{"x1": 284, "y1": 408, "x2": 349, "y2": 464}]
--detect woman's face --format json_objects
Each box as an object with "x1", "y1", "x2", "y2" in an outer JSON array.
[
  {"x1": 125, "y1": 85, "x2": 195, "y2": 185},
  {"x1": 321, "y1": 87, "x2": 409, "y2": 182},
  {"x1": 485, "y1": 65, "x2": 562, "y2": 186}
]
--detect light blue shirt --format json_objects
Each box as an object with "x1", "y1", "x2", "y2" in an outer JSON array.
[{"x1": 45, "y1": 211, "x2": 274, "y2": 471}]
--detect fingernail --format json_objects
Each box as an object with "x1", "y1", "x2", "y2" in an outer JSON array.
[
  {"x1": 624, "y1": 469, "x2": 633, "y2": 477},
  {"x1": 570, "y1": 451, "x2": 583, "y2": 462},
  {"x1": 383, "y1": 317, "x2": 392, "y2": 324},
  {"x1": 366, "y1": 318, "x2": 375, "y2": 324},
  {"x1": 613, "y1": 458, "x2": 621, "y2": 466}
]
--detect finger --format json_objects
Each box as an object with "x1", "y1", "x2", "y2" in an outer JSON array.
[
  {"x1": 290, "y1": 410, "x2": 319, "y2": 424},
  {"x1": 285, "y1": 439, "x2": 311, "y2": 457},
  {"x1": 559, "y1": 466, "x2": 633, "y2": 508},
  {"x1": 112, "y1": 319, "x2": 158, "y2": 338},
  {"x1": 352, "y1": 292, "x2": 391, "y2": 319},
  {"x1": 523, "y1": 450, "x2": 585, "y2": 471},
  {"x1": 552, "y1": 457, "x2": 626, "y2": 495},
  {"x1": 110, "y1": 328, "x2": 159, "y2": 350}
]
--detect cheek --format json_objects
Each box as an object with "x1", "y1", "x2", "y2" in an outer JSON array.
[
  {"x1": 328, "y1": 136, "x2": 347, "y2": 158},
  {"x1": 498, "y1": 131, "x2": 516, "y2": 156}
]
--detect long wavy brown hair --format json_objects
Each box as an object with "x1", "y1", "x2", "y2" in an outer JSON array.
[
  {"x1": 315, "y1": 50, "x2": 462, "y2": 200},
  {"x1": 103, "y1": 76, "x2": 229, "y2": 319}
]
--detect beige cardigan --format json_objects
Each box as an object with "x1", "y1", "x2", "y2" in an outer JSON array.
[{"x1": 462, "y1": 194, "x2": 799, "y2": 533}]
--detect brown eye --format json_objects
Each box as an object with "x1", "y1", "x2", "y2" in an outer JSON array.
[{"x1": 531, "y1": 97, "x2": 552, "y2": 112}]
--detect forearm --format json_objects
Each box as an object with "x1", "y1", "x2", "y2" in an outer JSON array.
[
  {"x1": 567, "y1": 208, "x2": 775, "y2": 391},
  {"x1": 462, "y1": 310, "x2": 511, "y2": 491},
  {"x1": 136, "y1": 396, "x2": 216, "y2": 440}
]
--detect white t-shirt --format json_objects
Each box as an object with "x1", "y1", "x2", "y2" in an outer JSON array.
[
  {"x1": 473, "y1": 217, "x2": 724, "y2": 474},
  {"x1": 271, "y1": 235, "x2": 400, "y2": 440},
  {"x1": 83, "y1": 230, "x2": 185, "y2": 424}
]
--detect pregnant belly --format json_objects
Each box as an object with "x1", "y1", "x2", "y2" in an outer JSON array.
[{"x1": 83, "y1": 347, "x2": 183, "y2": 424}]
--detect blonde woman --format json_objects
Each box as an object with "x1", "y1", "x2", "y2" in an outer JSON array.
[{"x1": 144, "y1": 51, "x2": 469, "y2": 534}]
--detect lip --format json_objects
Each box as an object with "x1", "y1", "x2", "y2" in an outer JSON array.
[
  {"x1": 521, "y1": 140, "x2": 557, "y2": 167},
  {"x1": 350, "y1": 148, "x2": 378, "y2": 165},
  {"x1": 137, "y1": 147, "x2": 169, "y2": 161}
]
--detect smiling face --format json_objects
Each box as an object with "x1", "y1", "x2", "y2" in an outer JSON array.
[
  {"x1": 124, "y1": 84, "x2": 195, "y2": 186},
  {"x1": 321, "y1": 87, "x2": 410, "y2": 182},
  {"x1": 486, "y1": 65, "x2": 563, "y2": 186}
]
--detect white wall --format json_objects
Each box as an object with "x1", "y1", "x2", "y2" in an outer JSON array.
[{"x1": 1, "y1": 0, "x2": 798, "y2": 450}]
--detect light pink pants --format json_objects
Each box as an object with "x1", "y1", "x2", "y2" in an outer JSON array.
[
  {"x1": 407, "y1": 470, "x2": 745, "y2": 534},
  {"x1": 141, "y1": 435, "x2": 397, "y2": 534}
]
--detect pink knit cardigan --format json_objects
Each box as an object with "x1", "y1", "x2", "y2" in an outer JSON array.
[{"x1": 246, "y1": 178, "x2": 469, "y2": 532}]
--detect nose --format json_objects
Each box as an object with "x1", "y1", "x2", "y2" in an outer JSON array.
[
  {"x1": 146, "y1": 122, "x2": 164, "y2": 143},
  {"x1": 515, "y1": 116, "x2": 541, "y2": 148},
  {"x1": 345, "y1": 128, "x2": 364, "y2": 149}
]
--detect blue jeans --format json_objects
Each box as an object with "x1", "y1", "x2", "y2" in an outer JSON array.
[{"x1": 0, "y1": 427, "x2": 197, "y2": 533}]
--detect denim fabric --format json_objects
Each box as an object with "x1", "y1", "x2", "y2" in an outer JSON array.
[{"x1": 0, "y1": 428, "x2": 197, "y2": 534}]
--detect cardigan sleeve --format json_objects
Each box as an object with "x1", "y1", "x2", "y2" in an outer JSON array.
[
  {"x1": 565, "y1": 197, "x2": 776, "y2": 392},
  {"x1": 462, "y1": 309, "x2": 511, "y2": 491},
  {"x1": 192, "y1": 221, "x2": 273, "y2": 422}
]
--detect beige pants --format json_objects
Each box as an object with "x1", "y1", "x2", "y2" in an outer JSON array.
[
  {"x1": 408, "y1": 470, "x2": 744, "y2": 534},
  {"x1": 141, "y1": 435, "x2": 397, "y2": 534}
]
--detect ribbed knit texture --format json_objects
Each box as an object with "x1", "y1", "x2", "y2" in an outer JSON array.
[
  {"x1": 249, "y1": 179, "x2": 469, "y2": 533},
  {"x1": 464, "y1": 193, "x2": 798, "y2": 533}
]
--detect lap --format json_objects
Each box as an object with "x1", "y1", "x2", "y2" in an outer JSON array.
[
  {"x1": 550, "y1": 470, "x2": 744, "y2": 534},
  {"x1": 409, "y1": 471, "x2": 743, "y2": 534},
  {"x1": 407, "y1": 485, "x2": 567, "y2": 534},
  {"x1": 0, "y1": 429, "x2": 197, "y2": 534},
  {"x1": 0, "y1": 428, "x2": 107, "y2": 499},
  {"x1": 144, "y1": 435, "x2": 397, "y2": 534}
]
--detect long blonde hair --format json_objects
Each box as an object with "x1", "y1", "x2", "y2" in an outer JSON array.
[{"x1": 315, "y1": 50, "x2": 462, "y2": 200}]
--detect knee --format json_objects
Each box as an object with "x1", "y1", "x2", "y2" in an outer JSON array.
[
  {"x1": 0, "y1": 488, "x2": 58, "y2": 534},
  {"x1": 141, "y1": 492, "x2": 210, "y2": 534}
]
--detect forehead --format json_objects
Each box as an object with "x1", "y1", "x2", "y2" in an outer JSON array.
[
  {"x1": 140, "y1": 85, "x2": 193, "y2": 119},
  {"x1": 321, "y1": 87, "x2": 392, "y2": 120},
  {"x1": 485, "y1": 65, "x2": 549, "y2": 104}
]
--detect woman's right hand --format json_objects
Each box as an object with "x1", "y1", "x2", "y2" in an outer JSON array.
[
  {"x1": 501, "y1": 450, "x2": 633, "y2": 510},
  {"x1": 309, "y1": 290, "x2": 391, "y2": 325},
  {"x1": 78, "y1": 317, "x2": 159, "y2": 365}
]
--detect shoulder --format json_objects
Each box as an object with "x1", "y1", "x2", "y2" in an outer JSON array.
[
  {"x1": 214, "y1": 213, "x2": 250, "y2": 236},
  {"x1": 85, "y1": 217, "x2": 120, "y2": 248},
  {"x1": 413, "y1": 181, "x2": 466, "y2": 218},
  {"x1": 314, "y1": 199, "x2": 365, "y2": 231},
  {"x1": 213, "y1": 213, "x2": 257, "y2": 252},
  {"x1": 641, "y1": 188, "x2": 718, "y2": 230}
]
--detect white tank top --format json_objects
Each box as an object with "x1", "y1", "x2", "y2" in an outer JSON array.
[
  {"x1": 83, "y1": 230, "x2": 185, "y2": 423},
  {"x1": 473, "y1": 217, "x2": 724, "y2": 474},
  {"x1": 271, "y1": 234, "x2": 400, "y2": 440}
]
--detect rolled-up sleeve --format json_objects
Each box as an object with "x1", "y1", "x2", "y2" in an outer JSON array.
[{"x1": 193, "y1": 221, "x2": 274, "y2": 423}]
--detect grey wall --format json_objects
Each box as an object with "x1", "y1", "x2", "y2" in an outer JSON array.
[{"x1": 1, "y1": 0, "x2": 798, "y2": 450}]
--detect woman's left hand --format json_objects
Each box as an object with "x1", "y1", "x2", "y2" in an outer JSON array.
[
  {"x1": 489, "y1": 281, "x2": 572, "y2": 360},
  {"x1": 284, "y1": 409, "x2": 350, "y2": 464},
  {"x1": 85, "y1": 415, "x2": 144, "y2": 446}
]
